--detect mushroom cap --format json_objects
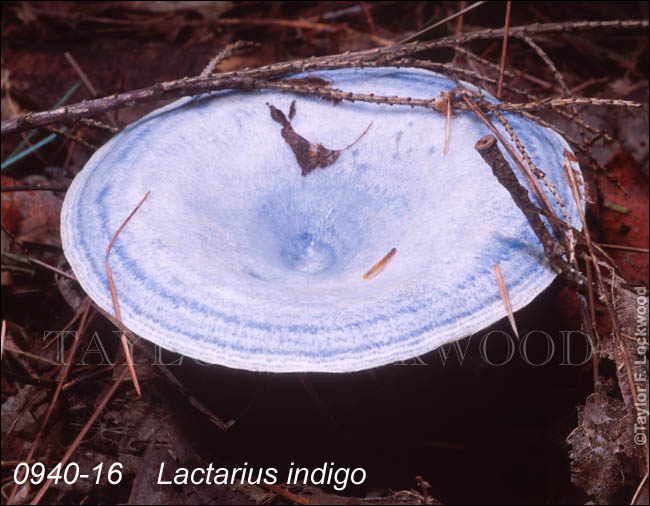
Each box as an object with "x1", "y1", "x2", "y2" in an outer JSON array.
[{"x1": 61, "y1": 67, "x2": 583, "y2": 373}]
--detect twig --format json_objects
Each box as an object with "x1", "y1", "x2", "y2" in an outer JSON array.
[
  {"x1": 449, "y1": 47, "x2": 614, "y2": 142},
  {"x1": 456, "y1": 45, "x2": 553, "y2": 90},
  {"x1": 444, "y1": 92, "x2": 452, "y2": 155},
  {"x1": 507, "y1": 106, "x2": 614, "y2": 146},
  {"x1": 500, "y1": 107, "x2": 622, "y2": 190},
  {"x1": 0, "y1": 319, "x2": 5, "y2": 358},
  {"x1": 65, "y1": 51, "x2": 118, "y2": 129},
  {"x1": 564, "y1": 151, "x2": 607, "y2": 295},
  {"x1": 461, "y1": 94, "x2": 563, "y2": 243},
  {"x1": 455, "y1": 1, "x2": 467, "y2": 34},
  {"x1": 397, "y1": 1, "x2": 487, "y2": 44},
  {"x1": 631, "y1": 471, "x2": 648, "y2": 505},
  {"x1": 64, "y1": 52, "x2": 98, "y2": 97},
  {"x1": 200, "y1": 41, "x2": 260, "y2": 78},
  {"x1": 490, "y1": 108, "x2": 576, "y2": 263},
  {"x1": 519, "y1": 34, "x2": 570, "y2": 97},
  {"x1": 27, "y1": 257, "x2": 77, "y2": 281},
  {"x1": 474, "y1": 135, "x2": 586, "y2": 288},
  {"x1": 493, "y1": 263, "x2": 519, "y2": 339},
  {"x1": 489, "y1": 97, "x2": 641, "y2": 111},
  {"x1": 584, "y1": 258, "x2": 600, "y2": 392},
  {"x1": 78, "y1": 117, "x2": 119, "y2": 133},
  {"x1": 596, "y1": 243, "x2": 649, "y2": 254},
  {"x1": 497, "y1": 1, "x2": 512, "y2": 98},
  {"x1": 363, "y1": 248, "x2": 397, "y2": 281},
  {"x1": 105, "y1": 191, "x2": 150, "y2": 397},
  {"x1": 42, "y1": 126, "x2": 97, "y2": 150},
  {"x1": 518, "y1": 31, "x2": 588, "y2": 145},
  {"x1": 452, "y1": 1, "x2": 468, "y2": 64},
  {"x1": 416, "y1": 475, "x2": 431, "y2": 503},
  {"x1": 261, "y1": 484, "x2": 310, "y2": 505},
  {"x1": 533, "y1": 205, "x2": 621, "y2": 272},
  {"x1": 3, "y1": 19, "x2": 646, "y2": 136},
  {"x1": 570, "y1": 77, "x2": 610, "y2": 94},
  {"x1": 360, "y1": 2, "x2": 377, "y2": 37}
]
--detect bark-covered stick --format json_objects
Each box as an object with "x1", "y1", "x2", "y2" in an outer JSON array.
[{"x1": 474, "y1": 134, "x2": 586, "y2": 287}]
